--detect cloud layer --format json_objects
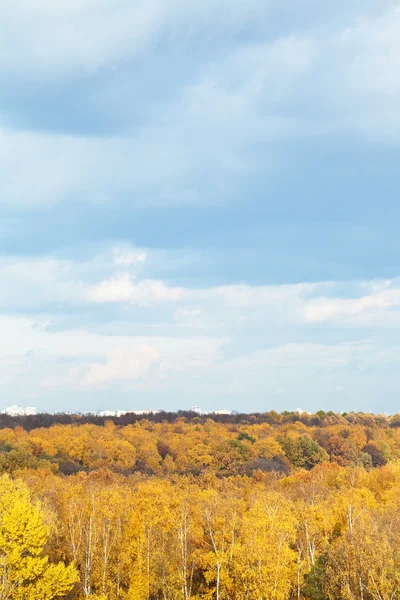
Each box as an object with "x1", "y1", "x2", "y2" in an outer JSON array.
[
  {"x1": 1, "y1": 1, "x2": 400, "y2": 412},
  {"x1": 0, "y1": 247, "x2": 399, "y2": 412}
]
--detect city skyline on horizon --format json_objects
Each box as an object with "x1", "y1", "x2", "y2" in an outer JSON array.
[{"x1": 0, "y1": 404, "x2": 396, "y2": 418}]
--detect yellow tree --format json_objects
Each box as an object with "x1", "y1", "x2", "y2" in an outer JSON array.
[
  {"x1": 285, "y1": 469, "x2": 340, "y2": 600},
  {"x1": 124, "y1": 479, "x2": 175, "y2": 600},
  {"x1": 197, "y1": 484, "x2": 241, "y2": 600},
  {"x1": 232, "y1": 491, "x2": 297, "y2": 600},
  {"x1": 0, "y1": 475, "x2": 77, "y2": 600},
  {"x1": 323, "y1": 487, "x2": 400, "y2": 600},
  {"x1": 158, "y1": 485, "x2": 202, "y2": 600},
  {"x1": 54, "y1": 472, "x2": 128, "y2": 599}
]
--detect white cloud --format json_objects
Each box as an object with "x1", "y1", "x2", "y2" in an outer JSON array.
[
  {"x1": 225, "y1": 343, "x2": 354, "y2": 370},
  {"x1": 292, "y1": 4, "x2": 400, "y2": 138},
  {"x1": 87, "y1": 276, "x2": 184, "y2": 305},
  {"x1": 113, "y1": 248, "x2": 147, "y2": 266},
  {"x1": 0, "y1": 314, "x2": 227, "y2": 393},
  {"x1": 0, "y1": 16, "x2": 320, "y2": 209},
  {"x1": 86, "y1": 275, "x2": 135, "y2": 304},
  {"x1": 182, "y1": 35, "x2": 316, "y2": 139},
  {"x1": 0, "y1": 0, "x2": 171, "y2": 74},
  {"x1": 0, "y1": 128, "x2": 198, "y2": 208},
  {"x1": 205, "y1": 282, "x2": 318, "y2": 307},
  {"x1": 1, "y1": 1, "x2": 400, "y2": 220},
  {"x1": 0, "y1": 0, "x2": 269, "y2": 75},
  {"x1": 3, "y1": 243, "x2": 400, "y2": 406},
  {"x1": 0, "y1": 255, "x2": 84, "y2": 308},
  {"x1": 6, "y1": 3, "x2": 394, "y2": 211},
  {"x1": 85, "y1": 345, "x2": 161, "y2": 386},
  {"x1": 344, "y1": 6, "x2": 400, "y2": 99},
  {"x1": 174, "y1": 307, "x2": 205, "y2": 329},
  {"x1": 304, "y1": 283, "x2": 400, "y2": 324},
  {"x1": 0, "y1": 247, "x2": 147, "y2": 309},
  {"x1": 4, "y1": 247, "x2": 400, "y2": 332},
  {"x1": 2, "y1": 278, "x2": 400, "y2": 406}
]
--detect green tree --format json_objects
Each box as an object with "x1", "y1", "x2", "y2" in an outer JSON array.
[{"x1": 280, "y1": 436, "x2": 328, "y2": 470}]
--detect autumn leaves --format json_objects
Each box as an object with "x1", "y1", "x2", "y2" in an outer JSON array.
[
  {"x1": 0, "y1": 417, "x2": 400, "y2": 599},
  {"x1": 5, "y1": 464, "x2": 400, "y2": 599},
  {"x1": 0, "y1": 416, "x2": 394, "y2": 478},
  {"x1": 0, "y1": 475, "x2": 78, "y2": 600}
]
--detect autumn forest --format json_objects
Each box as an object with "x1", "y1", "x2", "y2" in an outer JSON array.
[{"x1": 3, "y1": 410, "x2": 400, "y2": 600}]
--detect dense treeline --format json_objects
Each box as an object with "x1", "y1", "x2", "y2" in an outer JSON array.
[
  {"x1": 3, "y1": 409, "x2": 400, "y2": 432},
  {"x1": 3, "y1": 416, "x2": 400, "y2": 599},
  {"x1": 0, "y1": 414, "x2": 398, "y2": 475}
]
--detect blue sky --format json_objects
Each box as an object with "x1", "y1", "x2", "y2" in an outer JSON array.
[{"x1": 1, "y1": 0, "x2": 400, "y2": 413}]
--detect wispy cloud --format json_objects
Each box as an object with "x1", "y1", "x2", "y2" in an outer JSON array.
[
  {"x1": 0, "y1": 0, "x2": 270, "y2": 75},
  {"x1": 84, "y1": 345, "x2": 161, "y2": 386},
  {"x1": 86, "y1": 276, "x2": 184, "y2": 305},
  {"x1": 3, "y1": 247, "x2": 400, "y2": 327},
  {"x1": 304, "y1": 282, "x2": 400, "y2": 325}
]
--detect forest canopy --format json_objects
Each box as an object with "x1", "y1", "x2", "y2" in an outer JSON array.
[
  {"x1": 1, "y1": 412, "x2": 400, "y2": 599},
  {"x1": 0, "y1": 410, "x2": 395, "y2": 476}
]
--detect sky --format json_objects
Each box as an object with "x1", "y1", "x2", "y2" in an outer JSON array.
[{"x1": 1, "y1": 0, "x2": 400, "y2": 414}]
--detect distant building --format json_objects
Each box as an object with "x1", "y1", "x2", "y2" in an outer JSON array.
[
  {"x1": 213, "y1": 409, "x2": 232, "y2": 415},
  {"x1": 0, "y1": 405, "x2": 37, "y2": 416},
  {"x1": 191, "y1": 405, "x2": 202, "y2": 414},
  {"x1": 3, "y1": 406, "x2": 25, "y2": 416},
  {"x1": 97, "y1": 409, "x2": 161, "y2": 417},
  {"x1": 125, "y1": 409, "x2": 161, "y2": 416}
]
